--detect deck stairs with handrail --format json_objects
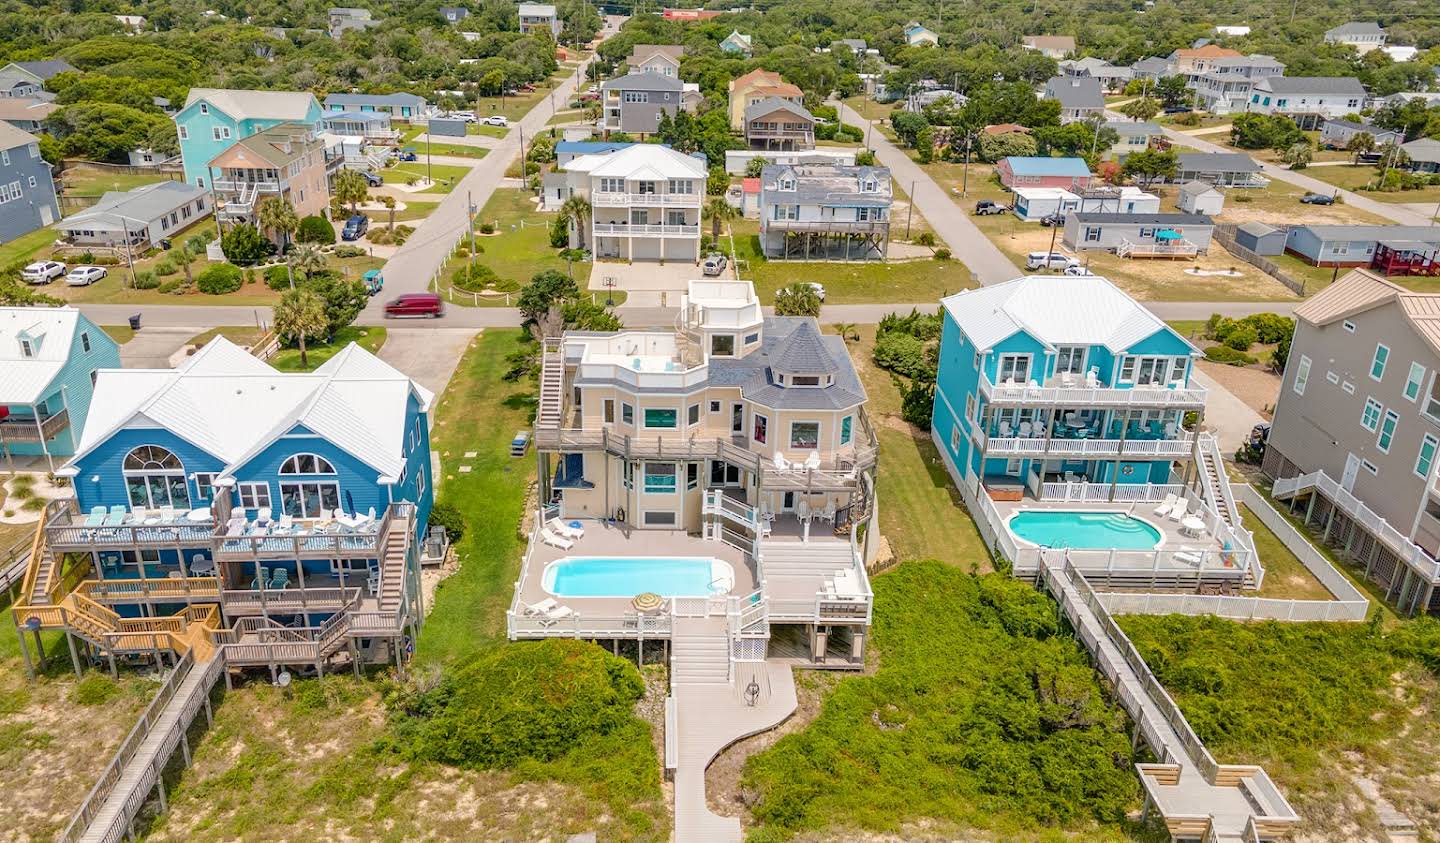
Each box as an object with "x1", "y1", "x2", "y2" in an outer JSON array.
[{"x1": 537, "y1": 337, "x2": 565, "y2": 429}]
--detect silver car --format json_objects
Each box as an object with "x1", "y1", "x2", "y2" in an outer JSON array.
[
  {"x1": 701, "y1": 253, "x2": 727, "y2": 276},
  {"x1": 65, "y1": 265, "x2": 108, "y2": 286}
]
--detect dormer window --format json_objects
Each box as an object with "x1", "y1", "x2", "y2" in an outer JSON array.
[
  {"x1": 861, "y1": 178, "x2": 876, "y2": 192},
  {"x1": 779, "y1": 177, "x2": 795, "y2": 191},
  {"x1": 19, "y1": 338, "x2": 33, "y2": 358}
]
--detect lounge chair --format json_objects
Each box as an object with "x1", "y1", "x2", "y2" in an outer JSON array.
[
  {"x1": 538, "y1": 605, "x2": 575, "y2": 626},
  {"x1": 524, "y1": 597, "x2": 559, "y2": 617},
  {"x1": 256, "y1": 506, "x2": 272, "y2": 525},
  {"x1": 547, "y1": 518, "x2": 583, "y2": 540},
  {"x1": 1174, "y1": 547, "x2": 1205, "y2": 567},
  {"x1": 1085, "y1": 368, "x2": 1100, "y2": 388},
  {"x1": 1152, "y1": 493, "x2": 1178, "y2": 517},
  {"x1": 772, "y1": 452, "x2": 791, "y2": 473},
  {"x1": 998, "y1": 421, "x2": 1012, "y2": 437},
  {"x1": 276, "y1": 514, "x2": 295, "y2": 533},
  {"x1": 84, "y1": 506, "x2": 107, "y2": 527},
  {"x1": 131, "y1": 505, "x2": 149, "y2": 523},
  {"x1": 250, "y1": 566, "x2": 271, "y2": 589},
  {"x1": 540, "y1": 528, "x2": 574, "y2": 550},
  {"x1": 106, "y1": 505, "x2": 127, "y2": 526},
  {"x1": 268, "y1": 568, "x2": 290, "y2": 589},
  {"x1": 158, "y1": 505, "x2": 176, "y2": 522},
  {"x1": 1168, "y1": 499, "x2": 1189, "y2": 523}
]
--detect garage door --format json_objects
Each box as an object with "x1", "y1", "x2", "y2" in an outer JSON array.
[
  {"x1": 663, "y1": 237, "x2": 694, "y2": 262},
  {"x1": 631, "y1": 238, "x2": 661, "y2": 260}
]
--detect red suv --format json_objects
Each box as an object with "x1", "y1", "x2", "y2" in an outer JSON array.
[{"x1": 383, "y1": 293, "x2": 444, "y2": 318}]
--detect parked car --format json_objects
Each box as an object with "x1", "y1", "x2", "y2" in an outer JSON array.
[
  {"x1": 384, "y1": 293, "x2": 445, "y2": 318},
  {"x1": 1063, "y1": 264, "x2": 1094, "y2": 276},
  {"x1": 1163, "y1": 105, "x2": 1193, "y2": 114},
  {"x1": 449, "y1": 111, "x2": 476, "y2": 123},
  {"x1": 1024, "y1": 251, "x2": 1079, "y2": 271},
  {"x1": 701, "y1": 253, "x2": 728, "y2": 276},
  {"x1": 396, "y1": 147, "x2": 418, "y2": 162},
  {"x1": 1038, "y1": 212, "x2": 1066, "y2": 227},
  {"x1": 973, "y1": 200, "x2": 1009, "y2": 216},
  {"x1": 1300, "y1": 192, "x2": 1336, "y2": 205},
  {"x1": 341, "y1": 214, "x2": 369, "y2": 241},
  {"x1": 361, "y1": 269, "x2": 384, "y2": 296},
  {"x1": 362, "y1": 171, "x2": 384, "y2": 187},
  {"x1": 65, "y1": 265, "x2": 107, "y2": 286},
  {"x1": 21, "y1": 260, "x2": 65, "y2": 284},
  {"x1": 482, "y1": 115, "x2": 509, "y2": 127}
]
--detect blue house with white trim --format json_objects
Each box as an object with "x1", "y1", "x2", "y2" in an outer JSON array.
[
  {"x1": 15, "y1": 337, "x2": 436, "y2": 670},
  {"x1": 174, "y1": 88, "x2": 323, "y2": 187},
  {"x1": 0, "y1": 307, "x2": 120, "y2": 465}
]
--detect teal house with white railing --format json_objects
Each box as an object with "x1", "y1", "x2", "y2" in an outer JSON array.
[{"x1": 174, "y1": 89, "x2": 323, "y2": 187}]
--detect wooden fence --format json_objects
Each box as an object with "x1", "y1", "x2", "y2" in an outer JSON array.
[{"x1": 1213, "y1": 224, "x2": 1308, "y2": 296}]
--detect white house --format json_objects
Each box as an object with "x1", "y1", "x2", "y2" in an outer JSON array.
[
  {"x1": 1247, "y1": 77, "x2": 1367, "y2": 127},
  {"x1": 1012, "y1": 186, "x2": 1159, "y2": 222},
  {"x1": 1324, "y1": 22, "x2": 1386, "y2": 54},
  {"x1": 1176, "y1": 181, "x2": 1224, "y2": 215},
  {"x1": 58, "y1": 181, "x2": 211, "y2": 250},
  {"x1": 565, "y1": 144, "x2": 706, "y2": 262},
  {"x1": 518, "y1": 3, "x2": 562, "y2": 39}
]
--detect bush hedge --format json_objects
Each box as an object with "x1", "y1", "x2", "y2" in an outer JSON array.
[
  {"x1": 451, "y1": 262, "x2": 499, "y2": 292},
  {"x1": 158, "y1": 278, "x2": 188, "y2": 294},
  {"x1": 264, "y1": 264, "x2": 292, "y2": 290},
  {"x1": 873, "y1": 332, "x2": 931, "y2": 380},
  {"x1": 427, "y1": 501, "x2": 465, "y2": 543},
  {"x1": 334, "y1": 244, "x2": 367, "y2": 258},
  {"x1": 1204, "y1": 345, "x2": 1257, "y2": 366},
  {"x1": 296, "y1": 214, "x2": 335, "y2": 244},
  {"x1": 196, "y1": 264, "x2": 243, "y2": 295},
  {"x1": 132, "y1": 270, "x2": 160, "y2": 290}
]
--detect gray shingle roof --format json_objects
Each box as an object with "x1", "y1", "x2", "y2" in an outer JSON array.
[
  {"x1": 1238, "y1": 222, "x2": 1280, "y2": 237},
  {"x1": 1112, "y1": 121, "x2": 1161, "y2": 136},
  {"x1": 760, "y1": 163, "x2": 892, "y2": 207},
  {"x1": 770, "y1": 321, "x2": 839, "y2": 374},
  {"x1": 744, "y1": 96, "x2": 815, "y2": 123},
  {"x1": 324, "y1": 92, "x2": 427, "y2": 107},
  {"x1": 11, "y1": 60, "x2": 76, "y2": 80},
  {"x1": 1258, "y1": 76, "x2": 1366, "y2": 96},
  {"x1": 1401, "y1": 138, "x2": 1440, "y2": 164},
  {"x1": 1179, "y1": 181, "x2": 1218, "y2": 196},
  {"x1": 1326, "y1": 21, "x2": 1383, "y2": 37},
  {"x1": 1178, "y1": 152, "x2": 1261, "y2": 173},
  {"x1": 709, "y1": 318, "x2": 866, "y2": 411},
  {"x1": 1298, "y1": 224, "x2": 1440, "y2": 243},
  {"x1": 602, "y1": 71, "x2": 684, "y2": 92},
  {"x1": 63, "y1": 181, "x2": 208, "y2": 226},
  {"x1": 1043, "y1": 76, "x2": 1104, "y2": 109}
]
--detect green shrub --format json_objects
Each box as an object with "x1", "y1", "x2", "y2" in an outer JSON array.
[
  {"x1": 334, "y1": 245, "x2": 367, "y2": 258},
  {"x1": 1223, "y1": 324, "x2": 1258, "y2": 351},
  {"x1": 836, "y1": 123, "x2": 864, "y2": 142},
  {"x1": 549, "y1": 214, "x2": 568, "y2": 248},
  {"x1": 1238, "y1": 312, "x2": 1294, "y2": 345},
  {"x1": 220, "y1": 223, "x2": 268, "y2": 264},
  {"x1": 1204, "y1": 345, "x2": 1257, "y2": 366},
  {"x1": 132, "y1": 270, "x2": 160, "y2": 290},
  {"x1": 901, "y1": 378, "x2": 934, "y2": 428},
  {"x1": 387, "y1": 639, "x2": 646, "y2": 770},
  {"x1": 428, "y1": 501, "x2": 466, "y2": 543},
  {"x1": 479, "y1": 222, "x2": 495, "y2": 234},
  {"x1": 492, "y1": 276, "x2": 521, "y2": 293},
  {"x1": 153, "y1": 259, "x2": 178, "y2": 277},
  {"x1": 295, "y1": 214, "x2": 335, "y2": 244},
  {"x1": 815, "y1": 122, "x2": 838, "y2": 141},
  {"x1": 158, "y1": 278, "x2": 188, "y2": 294},
  {"x1": 873, "y1": 332, "x2": 932, "y2": 380},
  {"x1": 196, "y1": 264, "x2": 243, "y2": 295},
  {"x1": 72, "y1": 675, "x2": 121, "y2": 706},
  {"x1": 265, "y1": 264, "x2": 292, "y2": 290},
  {"x1": 451, "y1": 262, "x2": 499, "y2": 292},
  {"x1": 915, "y1": 231, "x2": 936, "y2": 247},
  {"x1": 877, "y1": 308, "x2": 943, "y2": 341},
  {"x1": 933, "y1": 247, "x2": 951, "y2": 260}
]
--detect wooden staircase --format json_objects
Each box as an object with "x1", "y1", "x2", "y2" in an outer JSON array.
[
  {"x1": 536, "y1": 337, "x2": 565, "y2": 429},
  {"x1": 1198, "y1": 443, "x2": 1234, "y2": 526},
  {"x1": 377, "y1": 510, "x2": 411, "y2": 618},
  {"x1": 670, "y1": 617, "x2": 731, "y2": 687}
]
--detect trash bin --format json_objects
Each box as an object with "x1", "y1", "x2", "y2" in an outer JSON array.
[{"x1": 128, "y1": 313, "x2": 141, "y2": 330}]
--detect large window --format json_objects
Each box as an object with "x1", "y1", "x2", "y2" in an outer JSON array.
[
  {"x1": 279, "y1": 481, "x2": 340, "y2": 518},
  {"x1": 1371, "y1": 343, "x2": 1389, "y2": 381},
  {"x1": 790, "y1": 421, "x2": 820, "y2": 449},
  {"x1": 123, "y1": 446, "x2": 190, "y2": 510},
  {"x1": 1418, "y1": 434, "x2": 1438, "y2": 480},
  {"x1": 643, "y1": 408, "x2": 677, "y2": 429},
  {"x1": 238, "y1": 482, "x2": 271, "y2": 510},
  {"x1": 1361, "y1": 398, "x2": 1382, "y2": 431},
  {"x1": 1405, "y1": 362, "x2": 1426, "y2": 402},
  {"x1": 1054, "y1": 346, "x2": 1087, "y2": 375},
  {"x1": 997, "y1": 354, "x2": 1030, "y2": 384},
  {"x1": 643, "y1": 462, "x2": 677, "y2": 494},
  {"x1": 1293, "y1": 355, "x2": 1311, "y2": 395},
  {"x1": 1377, "y1": 410, "x2": 1399, "y2": 453},
  {"x1": 281, "y1": 454, "x2": 336, "y2": 474},
  {"x1": 1121, "y1": 355, "x2": 1184, "y2": 386},
  {"x1": 840, "y1": 415, "x2": 853, "y2": 445}
]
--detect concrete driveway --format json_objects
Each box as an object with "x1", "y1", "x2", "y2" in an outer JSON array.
[
  {"x1": 377, "y1": 327, "x2": 479, "y2": 396},
  {"x1": 119, "y1": 326, "x2": 204, "y2": 368},
  {"x1": 1191, "y1": 368, "x2": 1264, "y2": 453}
]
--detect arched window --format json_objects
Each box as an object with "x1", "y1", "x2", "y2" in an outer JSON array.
[
  {"x1": 122, "y1": 445, "x2": 190, "y2": 510},
  {"x1": 280, "y1": 454, "x2": 336, "y2": 474}
]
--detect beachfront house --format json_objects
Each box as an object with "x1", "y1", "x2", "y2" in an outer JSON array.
[
  {"x1": 1247, "y1": 77, "x2": 1367, "y2": 127},
  {"x1": 0, "y1": 98, "x2": 54, "y2": 133},
  {"x1": 0, "y1": 60, "x2": 75, "y2": 100},
  {"x1": 322, "y1": 93, "x2": 431, "y2": 121},
  {"x1": 1401, "y1": 139, "x2": 1440, "y2": 175},
  {"x1": 10, "y1": 337, "x2": 436, "y2": 673},
  {"x1": 626, "y1": 44, "x2": 684, "y2": 77},
  {"x1": 1284, "y1": 224, "x2": 1440, "y2": 272},
  {"x1": 516, "y1": 278, "x2": 878, "y2": 668},
  {"x1": 1319, "y1": 119, "x2": 1400, "y2": 150},
  {"x1": 1012, "y1": 185, "x2": 1160, "y2": 222},
  {"x1": 1021, "y1": 35, "x2": 1075, "y2": 59},
  {"x1": 1324, "y1": 22, "x2": 1386, "y2": 54},
  {"x1": 601, "y1": 71, "x2": 691, "y2": 136},
  {"x1": 743, "y1": 98, "x2": 817, "y2": 151},
  {"x1": 759, "y1": 162, "x2": 891, "y2": 259},
  {"x1": 0, "y1": 307, "x2": 120, "y2": 465},
  {"x1": 931, "y1": 274, "x2": 1257, "y2": 587},
  {"x1": 728, "y1": 69, "x2": 804, "y2": 132},
  {"x1": 1169, "y1": 152, "x2": 1267, "y2": 187},
  {"x1": 904, "y1": 22, "x2": 939, "y2": 47},
  {"x1": 518, "y1": 3, "x2": 561, "y2": 38},
  {"x1": 175, "y1": 89, "x2": 323, "y2": 188}
]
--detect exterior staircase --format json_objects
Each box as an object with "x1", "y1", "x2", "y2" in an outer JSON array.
[
  {"x1": 536, "y1": 337, "x2": 565, "y2": 429},
  {"x1": 376, "y1": 509, "x2": 411, "y2": 618},
  {"x1": 1197, "y1": 434, "x2": 1235, "y2": 527},
  {"x1": 670, "y1": 617, "x2": 731, "y2": 687},
  {"x1": 758, "y1": 538, "x2": 856, "y2": 576}
]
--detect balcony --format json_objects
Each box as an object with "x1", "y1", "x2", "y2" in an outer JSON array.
[
  {"x1": 764, "y1": 218, "x2": 889, "y2": 234},
  {"x1": 974, "y1": 428, "x2": 1196, "y2": 459},
  {"x1": 592, "y1": 223, "x2": 700, "y2": 237},
  {"x1": 0, "y1": 408, "x2": 69, "y2": 445},
  {"x1": 978, "y1": 373, "x2": 1206, "y2": 409},
  {"x1": 45, "y1": 502, "x2": 215, "y2": 553},
  {"x1": 592, "y1": 192, "x2": 701, "y2": 207},
  {"x1": 1116, "y1": 238, "x2": 1200, "y2": 259}
]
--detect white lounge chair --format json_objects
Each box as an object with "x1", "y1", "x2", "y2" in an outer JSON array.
[
  {"x1": 1168, "y1": 499, "x2": 1189, "y2": 523},
  {"x1": 547, "y1": 518, "x2": 584, "y2": 540},
  {"x1": 158, "y1": 505, "x2": 177, "y2": 522},
  {"x1": 540, "y1": 528, "x2": 574, "y2": 550},
  {"x1": 1174, "y1": 547, "x2": 1204, "y2": 567},
  {"x1": 1085, "y1": 368, "x2": 1100, "y2": 388},
  {"x1": 539, "y1": 604, "x2": 576, "y2": 626},
  {"x1": 131, "y1": 505, "x2": 150, "y2": 523},
  {"x1": 1152, "y1": 493, "x2": 1178, "y2": 517},
  {"x1": 524, "y1": 597, "x2": 559, "y2": 617}
]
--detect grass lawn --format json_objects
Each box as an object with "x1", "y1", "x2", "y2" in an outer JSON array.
[
  {"x1": 743, "y1": 561, "x2": 1149, "y2": 841},
  {"x1": 1243, "y1": 503, "x2": 1334, "y2": 600},
  {"x1": 100, "y1": 324, "x2": 135, "y2": 345},
  {"x1": 382, "y1": 161, "x2": 472, "y2": 195},
  {"x1": 186, "y1": 326, "x2": 265, "y2": 348},
  {"x1": 1157, "y1": 113, "x2": 1232, "y2": 131},
  {"x1": 59, "y1": 167, "x2": 172, "y2": 197},
  {"x1": 842, "y1": 325, "x2": 990, "y2": 569},
  {"x1": 362, "y1": 199, "x2": 439, "y2": 224},
  {"x1": 436, "y1": 189, "x2": 593, "y2": 307},
  {"x1": 1300, "y1": 162, "x2": 1440, "y2": 206},
  {"x1": 0, "y1": 226, "x2": 59, "y2": 267},
  {"x1": 402, "y1": 139, "x2": 493, "y2": 159},
  {"x1": 474, "y1": 85, "x2": 564, "y2": 123},
  {"x1": 271, "y1": 326, "x2": 386, "y2": 372},
  {"x1": 729, "y1": 219, "x2": 977, "y2": 305},
  {"x1": 1119, "y1": 614, "x2": 1440, "y2": 839},
  {"x1": 840, "y1": 95, "x2": 897, "y2": 124}
]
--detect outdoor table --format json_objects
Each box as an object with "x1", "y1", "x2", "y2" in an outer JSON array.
[
  {"x1": 1180, "y1": 515, "x2": 1206, "y2": 538},
  {"x1": 186, "y1": 507, "x2": 212, "y2": 522},
  {"x1": 190, "y1": 558, "x2": 216, "y2": 576}
]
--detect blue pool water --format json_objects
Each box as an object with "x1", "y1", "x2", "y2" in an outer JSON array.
[
  {"x1": 543, "y1": 556, "x2": 733, "y2": 597},
  {"x1": 1008, "y1": 510, "x2": 1163, "y2": 550}
]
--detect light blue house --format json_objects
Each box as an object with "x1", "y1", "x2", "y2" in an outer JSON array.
[
  {"x1": 37, "y1": 337, "x2": 435, "y2": 662},
  {"x1": 933, "y1": 275, "x2": 1206, "y2": 494},
  {"x1": 719, "y1": 30, "x2": 753, "y2": 55},
  {"x1": 174, "y1": 89, "x2": 323, "y2": 187},
  {"x1": 0, "y1": 307, "x2": 120, "y2": 465},
  {"x1": 322, "y1": 92, "x2": 431, "y2": 120}
]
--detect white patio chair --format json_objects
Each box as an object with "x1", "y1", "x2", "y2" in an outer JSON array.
[
  {"x1": 257, "y1": 506, "x2": 273, "y2": 524},
  {"x1": 803, "y1": 451, "x2": 821, "y2": 471},
  {"x1": 1168, "y1": 499, "x2": 1189, "y2": 523},
  {"x1": 158, "y1": 505, "x2": 177, "y2": 522},
  {"x1": 999, "y1": 421, "x2": 1013, "y2": 437},
  {"x1": 524, "y1": 597, "x2": 559, "y2": 617},
  {"x1": 1164, "y1": 422, "x2": 1178, "y2": 438},
  {"x1": 547, "y1": 517, "x2": 584, "y2": 540},
  {"x1": 540, "y1": 528, "x2": 574, "y2": 550},
  {"x1": 1085, "y1": 368, "x2": 1100, "y2": 388},
  {"x1": 1018, "y1": 421, "x2": 1032, "y2": 437},
  {"x1": 131, "y1": 505, "x2": 150, "y2": 523},
  {"x1": 772, "y1": 452, "x2": 791, "y2": 473},
  {"x1": 1152, "y1": 493, "x2": 1178, "y2": 517},
  {"x1": 539, "y1": 604, "x2": 575, "y2": 626},
  {"x1": 1174, "y1": 547, "x2": 1204, "y2": 567}
]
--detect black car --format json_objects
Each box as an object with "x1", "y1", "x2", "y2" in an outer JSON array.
[
  {"x1": 1039, "y1": 212, "x2": 1066, "y2": 227},
  {"x1": 341, "y1": 214, "x2": 369, "y2": 241},
  {"x1": 1300, "y1": 192, "x2": 1336, "y2": 205},
  {"x1": 1163, "y1": 105, "x2": 1193, "y2": 115},
  {"x1": 973, "y1": 199, "x2": 1009, "y2": 216}
]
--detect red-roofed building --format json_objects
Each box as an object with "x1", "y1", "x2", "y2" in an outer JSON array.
[
  {"x1": 663, "y1": 8, "x2": 721, "y2": 21},
  {"x1": 982, "y1": 123, "x2": 1032, "y2": 136},
  {"x1": 740, "y1": 177, "x2": 761, "y2": 217}
]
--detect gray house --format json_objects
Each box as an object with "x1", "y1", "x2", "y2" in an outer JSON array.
[
  {"x1": 0, "y1": 60, "x2": 75, "y2": 100},
  {"x1": 601, "y1": 71, "x2": 689, "y2": 136},
  {"x1": 1401, "y1": 139, "x2": 1440, "y2": 175},
  {"x1": 0, "y1": 123, "x2": 58, "y2": 239},
  {"x1": 1063, "y1": 211, "x2": 1214, "y2": 257},
  {"x1": 1171, "y1": 152, "x2": 1266, "y2": 187},
  {"x1": 1043, "y1": 76, "x2": 1104, "y2": 124},
  {"x1": 0, "y1": 98, "x2": 54, "y2": 133},
  {"x1": 58, "y1": 181, "x2": 211, "y2": 250},
  {"x1": 1285, "y1": 224, "x2": 1440, "y2": 267},
  {"x1": 1234, "y1": 222, "x2": 1286, "y2": 256},
  {"x1": 438, "y1": 6, "x2": 469, "y2": 23},
  {"x1": 759, "y1": 163, "x2": 892, "y2": 260},
  {"x1": 323, "y1": 92, "x2": 430, "y2": 120},
  {"x1": 1320, "y1": 118, "x2": 1400, "y2": 150}
]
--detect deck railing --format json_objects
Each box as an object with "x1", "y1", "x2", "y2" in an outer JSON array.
[
  {"x1": 979, "y1": 372, "x2": 1207, "y2": 408},
  {"x1": 591, "y1": 192, "x2": 701, "y2": 207},
  {"x1": 979, "y1": 432, "x2": 1195, "y2": 459},
  {"x1": 1276, "y1": 469, "x2": 1440, "y2": 583},
  {"x1": 0, "y1": 408, "x2": 69, "y2": 444},
  {"x1": 592, "y1": 223, "x2": 700, "y2": 237}
]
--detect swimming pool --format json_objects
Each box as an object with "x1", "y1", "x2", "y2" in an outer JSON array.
[
  {"x1": 1007, "y1": 510, "x2": 1163, "y2": 550},
  {"x1": 542, "y1": 556, "x2": 734, "y2": 597}
]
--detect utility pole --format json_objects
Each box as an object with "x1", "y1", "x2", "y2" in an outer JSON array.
[
  {"x1": 905, "y1": 179, "x2": 915, "y2": 239},
  {"x1": 467, "y1": 190, "x2": 477, "y2": 268},
  {"x1": 961, "y1": 134, "x2": 972, "y2": 196}
]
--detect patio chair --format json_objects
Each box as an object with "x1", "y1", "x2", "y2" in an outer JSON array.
[
  {"x1": 820, "y1": 502, "x2": 836, "y2": 524},
  {"x1": 130, "y1": 505, "x2": 149, "y2": 523},
  {"x1": 276, "y1": 514, "x2": 295, "y2": 533},
  {"x1": 1060, "y1": 373, "x2": 1076, "y2": 388},
  {"x1": 1085, "y1": 368, "x2": 1100, "y2": 388},
  {"x1": 84, "y1": 506, "x2": 107, "y2": 527},
  {"x1": 547, "y1": 518, "x2": 584, "y2": 540},
  {"x1": 803, "y1": 451, "x2": 821, "y2": 471},
  {"x1": 256, "y1": 506, "x2": 272, "y2": 526},
  {"x1": 540, "y1": 528, "x2": 574, "y2": 550},
  {"x1": 1168, "y1": 499, "x2": 1189, "y2": 523},
  {"x1": 268, "y1": 568, "x2": 290, "y2": 589},
  {"x1": 158, "y1": 505, "x2": 177, "y2": 522},
  {"x1": 1164, "y1": 422, "x2": 1178, "y2": 438},
  {"x1": 772, "y1": 452, "x2": 791, "y2": 473},
  {"x1": 250, "y1": 566, "x2": 271, "y2": 589},
  {"x1": 998, "y1": 421, "x2": 1013, "y2": 437},
  {"x1": 106, "y1": 505, "x2": 127, "y2": 526},
  {"x1": 1152, "y1": 493, "x2": 1178, "y2": 517},
  {"x1": 1018, "y1": 421, "x2": 1032, "y2": 437},
  {"x1": 523, "y1": 597, "x2": 559, "y2": 617},
  {"x1": 538, "y1": 604, "x2": 575, "y2": 627},
  {"x1": 1174, "y1": 547, "x2": 1205, "y2": 567}
]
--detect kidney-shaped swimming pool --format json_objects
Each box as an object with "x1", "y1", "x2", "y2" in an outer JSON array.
[
  {"x1": 542, "y1": 556, "x2": 735, "y2": 597},
  {"x1": 1007, "y1": 510, "x2": 1163, "y2": 550}
]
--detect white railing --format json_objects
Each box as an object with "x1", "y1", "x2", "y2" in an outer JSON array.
[
  {"x1": 1097, "y1": 591, "x2": 1369, "y2": 621},
  {"x1": 981, "y1": 434, "x2": 1194, "y2": 459},
  {"x1": 1038, "y1": 482, "x2": 1182, "y2": 503},
  {"x1": 592, "y1": 223, "x2": 700, "y2": 237},
  {"x1": 703, "y1": 489, "x2": 758, "y2": 529},
  {"x1": 1276, "y1": 469, "x2": 1440, "y2": 583},
  {"x1": 979, "y1": 373, "x2": 1207, "y2": 408},
  {"x1": 1236, "y1": 484, "x2": 1371, "y2": 608},
  {"x1": 1116, "y1": 237, "x2": 1198, "y2": 258},
  {"x1": 592, "y1": 192, "x2": 702, "y2": 207},
  {"x1": 663, "y1": 695, "x2": 678, "y2": 770}
]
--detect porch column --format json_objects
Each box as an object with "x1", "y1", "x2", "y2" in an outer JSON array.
[
  {"x1": 33, "y1": 402, "x2": 53, "y2": 472},
  {"x1": 13, "y1": 613, "x2": 34, "y2": 681},
  {"x1": 1108, "y1": 410, "x2": 1130, "y2": 503}
]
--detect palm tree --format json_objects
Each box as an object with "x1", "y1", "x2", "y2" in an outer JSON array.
[
  {"x1": 1281, "y1": 141, "x2": 1313, "y2": 170},
  {"x1": 273, "y1": 288, "x2": 328, "y2": 369},
  {"x1": 832, "y1": 322, "x2": 858, "y2": 343},
  {"x1": 1119, "y1": 96, "x2": 1161, "y2": 122},
  {"x1": 333, "y1": 169, "x2": 370, "y2": 215},
  {"x1": 381, "y1": 195, "x2": 397, "y2": 231},
  {"x1": 774, "y1": 283, "x2": 822, "y2": 317},
  {"x1": 559, "y1": 194, "x2": 592, "y2": 249},
  {"x1": 288, "y1": 243, "x2": 327, "y2": 283},
  {"x1": 704, "y1": 196, "x2": 736, "y2": 241},
  {"x1": 1347, "y1": 131, "x2": 1376, "y2": 164},
  {"x1": 256, "y1": 195, "x2": 299, "y2": 250}
]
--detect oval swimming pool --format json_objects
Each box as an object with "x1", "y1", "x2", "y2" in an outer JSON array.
[
  {"x1": 542, "y1": 556, "x2": 734, "y2": 597},
  {"x1": 1007, "y1": 510, "x2": 1163, "y2": 550}
]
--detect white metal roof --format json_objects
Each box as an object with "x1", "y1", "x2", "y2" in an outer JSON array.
[
  {"x1": 66, "y1": 337, "x2": 434, "y2": 483},
  {"x1": 0, "y1": 307, "x2": 84, "y2": 404},
  {"x1": 941, "y1": 275, "x2": 1191, "y2": 354},
  {"x1": 581, "y1": 144, "x2": 707, "y2": 179},
  {"x1": 183, "y1": 88, "x2": 317, "y2": 121}
]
